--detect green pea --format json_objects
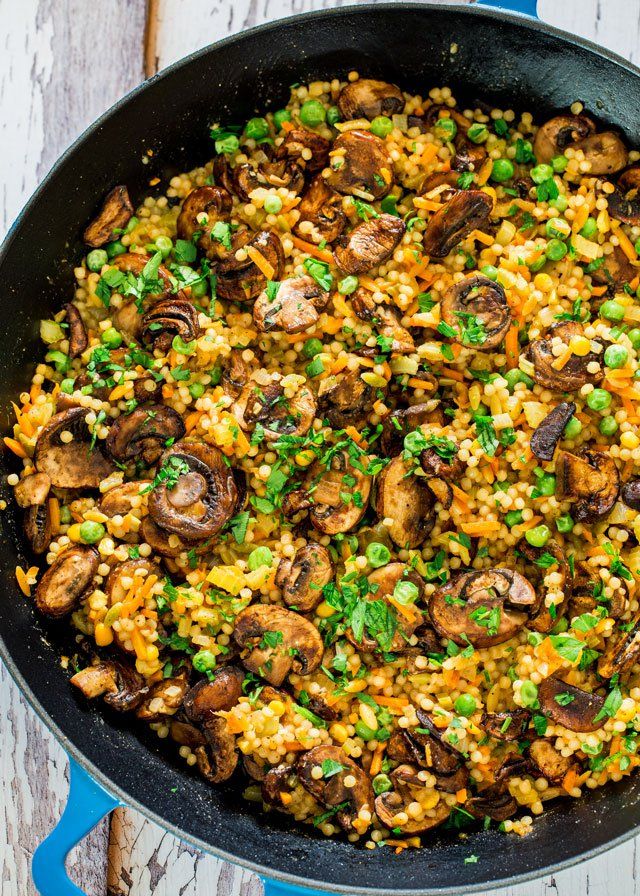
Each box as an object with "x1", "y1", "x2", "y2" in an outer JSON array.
[
  {"x1": 273, "y1": 109, "x2": 291, "y2": 131},
  {"x1": 300, "y1": 100, "x2": 326, "y2": 128},
  {"x1": 155, "y1": 235, "x2": 173, "y2": 258},
  {"x1": 264, "y1": 195, "x2": 283, "y2": 215},
  {"x1": 555, "y1": 513, "x2": 574, "y2": 533},
  {"x1": 434, "y1": 117, "x2": 457, "y2": 141},
  {"x1": 326, "y1": 106, "x2": 341, "y2": 127},
  {"x1": 503, "y1": 368, "x2": 532, "y2": 393},
  {"x1": 531, "y1": 163, "x2": 554, "y2": 184},
  {"x1": 535, "y1": 471, "x2": 556, "y2": 496},
  {"x1": 467, "y1": 123, "x2": 488, "y2": 144},
  {"x1": 172, "y1": 335, "x2": 196, "y2": 355},
  {"x1": 490, "y1": 159, "x2": 515, "y2": 183},
  {"x1": 79, "y1": 521, "x2": 106, "y2": 544},
  {"x1": 604, "y1": 344, "x2": 628, "y2": 369},
  {"x1": 191, "y1": 279, "x2": 208, "y2": 298},
  {"x1": 520, "y1": 680, "x2": 539, "y2": 708},
  {"x1": 45, "y1": 350, "x2": 70, "y2": 373},
  {"x1": 528, "y1": 632, "x2": 545, "y2": 647},
  {"x1": 635, "y1": 238, "x2": 640, "y2": 256},
  {"x1": 599, "y1": 415, "x2": 618, "y2": 436},
  {"x1": 628, "y1": 328, "x2": 640, "y2": 349},
  {"x1": 305, "y1": 357, "x2": 324, "y2": 378},
  {"x1": 209, "y1": 365, "x2": 222, "y2": 386},
  {"x1": 505, "y1": 510, "x2": 524, "y2": 528},
  {"x1": 355, "y1": 721, "x2": 377, "y2": 741},
  {"x1": 192, "y1": 650, "x2": 217, "y2": 672},
  {"x1": 546, "y1": 218, "x2": 569, "y2": 240},
  {"x1": 372, "y1": 773, "x2": 393, "y2": 795},
  {"x1": 247, "y1": 546, "x2": 273, "y2": 570},
  {"x1": 100, "y1": 327, "x2": 122, "y2": 349},
  {"x1": 60, "y1": 378, "x2": 75, "y2": 394},
  {"x1": 393, "y1": 581, "x2": 419, "y2": 605},
  {"x1": 106, "y1": 240, "x2": 126, "y2": 258},
  {"x1": 563, "y1": 416, "x2": 582, "y2": 439},
  {"x1": 245, "y1": 117, "x2": 270, "y2": 140},
  {"x1": 552, "y1": 194, "x2": 568, "y2": 213},
  {"x1": 59, "y1": 506, "x2": 72, "y2": 524},
  {"x1": 481, "y1": 264, "x2": 498, "y2": 281},
  {"x1": 600, "y1": 300, "x2": 625, "y2": 322},
  {"x1": 371, "y1": 116, "x2": 394, "y2": 138},
  {"x1": 86, "y1": 249, "x2": 108, "y2": 272},
  {"x1": 302, "y1": 338, "x2": 323, "y2": 359},
  {"x1": 546, "y1": 238, "x2": 567, "y2": 261},
  {"x1": 525, "y1": 524, "x2": 550, "y2": 548},
  {"x1": 551, "y1": 155, "x2": 569, "y2": 173},
  {"x1": 366, "y1": 542, "x2": 391, "y2": 568},
  {"x1": 587, "y1": 388, "x2": 612, "y2": 411},
  {"x1": 580, "y1": 217, "x2": 598, "y2": 239},
  {"x1": 454, "y1": 694, "x2": 477, "y2": 717},
  {"x1": 338, "y1": 275, "x2": 359, "y2": 295},
  {"x1": 528, "y1": 256, "x2": 547, "y2": 273},
  {"x1": 189, "y1": 382, "x2": 205, "y2": 400}
]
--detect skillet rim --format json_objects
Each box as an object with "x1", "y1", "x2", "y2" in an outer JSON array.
[{"x1": 3, "y1": 3, "x2": 640, "y2": 892}]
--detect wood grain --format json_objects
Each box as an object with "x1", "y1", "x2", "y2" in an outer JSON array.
[{"x1": 3, "y1": 0, "x2": 640, "y2": 894}]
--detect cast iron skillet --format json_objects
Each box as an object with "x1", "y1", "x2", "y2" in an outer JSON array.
[{"x1": 3, "y1": 3, "x2": 640, "y2": 893}]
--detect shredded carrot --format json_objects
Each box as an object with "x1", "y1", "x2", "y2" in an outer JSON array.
[
  {"x1": 616, "y1": 226, "x2": 638, "y2": 262},
  {"x1": 358, "y1": 276, "x2": 379, "y2": 292},
  {"x1": 330, "y1": 356, "x2": 349, "y2": 375},
  {"x1": 513, "y1": 515, "x2": 542, "y2": 535},
  {"x1": 439, "y1": 367, "x2": 465, "y2": 383},
  {"x1": 407, "y1": 377, "x2": 437, "y2": 391},
  {"x1": 15, "y1": 566, "x2": 32, "y2": 597},
  {"x1": 345, "y1": 425, "x2": 365, "y2": 446},
  {"x1": 562, "y1": 769, "x2": 578, "y2": 793},
  {"x1": 413, "y1": 196, "x2": 442, "y2": 212},
  {"x1": 280, "y1": 120, "x2": 294, "y2": 133},
  {"x1": 109, "y1": 383, "x2": 129, "y2": 401},
  {"x1": 246, "y1": 245, "x2": 275, "y2": 280},
  {"x1": 571, "y1": 204, "x2": 589, "y2": 234},
  {"x1": 551, "y1": 345, "x2": 573, "y2": 371},
  {"x1": 184, "y1": 410, "x2": 202, "y2": 433},
  {"x1": 590, "y1": 284, "x2": 608, "y2": 297},
  {"x1": 225, "y1": 715, "x2": 246, "y2": 734},
  {"x1": 460, "y1": 519, "x2": 501, "y2": 536},
  {"x1": 476, "y1": 157, "x2": 494, "y2": 187},
  {"x1": 420, "y1": 143, "x2": 439, "y2": 166},
  {"x1": 48, "y1": 497, "x2": 60, "y2": 533},
  {"x1": 161, "y1": 384, "x2": 174, "y2": 399},
  {"x1": 451, "y1": 484, "x2": 470, "y2": 508},
  {"x1": 456, "y1": 788, "x2": 468, "y2": 803},
  {"x1": 283, "y1": 741, "x2": 308, "y2": 751},
  {"x1": 388, "y1": 596, "x2": 420, "y2": 624},
  {"x1": 504, "y1": 324, "x2": 520, "y2": 370},
  {"x1": 3, "y1": 437, "x2": 27, "y2": 458},
  {"x1": 290, "y1": 235, "x2": 333, "y2": 264},
  {"x1": 375, "y1": 696, "x2": 409, "y2": 711},
  {"x1": 130, "y1": 627, "x2": 148, "y2": 661},
  {"x1": 369, "y1": 743, "x2": 387, "y2": 776},
  {"x1": 469, "y1": 229, "x2": 494, "y2": 246}
]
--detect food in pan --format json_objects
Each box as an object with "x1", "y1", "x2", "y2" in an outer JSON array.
[{"x1": 7, "y1": 72, "x2": 640, "y2": 849}]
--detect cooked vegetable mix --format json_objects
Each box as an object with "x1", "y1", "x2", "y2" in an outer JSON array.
[{"x1": 9, "y1": 73, "x2": 640, "y2": 851}]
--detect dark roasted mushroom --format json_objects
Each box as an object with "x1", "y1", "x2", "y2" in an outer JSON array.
[
  {"x1": 112, "y1": 252, "x2": 182, "y2": 302},
  {"x1": 276, "y1": 128, "x2": 331, "y2": 173},
  {"x1": 136, "y1": 675, "x2": 189, "y2": 722},
  {"x1": 608, "y1": 165, "x2": 640, "y2": 225},
  {"x1": 533, "y1": 114, "x2": 596, "y2": 164},
  {"x1": 347, "y1": 562, "x2": 424, "y2": 653},
  {"x1": 352, "y1": 289, "x2": 415, "y2": 355},
  {"x1": 317, "y1": 368, "x2": 377, "y2": 429},
  {"x1": 530, "y1": 402, "x2": 576, "y2": 461},
  {"x1": 396, "y1": 708, "x2": 470, "y2": 793},
  {"x1": 569, "y1": 560, "x2": 625, "y2": 620},
  {"x1": 234, "y1": 604, "x2": 323, "y2": 686},
  {"x1": 598, "y1": 611, "x2": 640, "y2": 679},
  {"x1": 275, "y1": 543, "x2": 334, "y2": 613},
  {"x1": 294, "y1": 175, "x2": 346, "y2": 244},
  {"x1": 429, "y1": 568, "x2": 537, "y2": 647},
  {"x1": 380, "y1": 402, "x2": 444, "y2": 456},
  {"x1": 518, "y1": 539, "x2": 571, "y2": 633},
  {"x1": 216, "y1": 230, "x2": 284, "y2": 303},
  {"x1": 262, "y1": 764, "x2": 296, "y2": 807},
  {"x1": 24, "y1": 503, "x2": 52, "y2": 554},
  {"x1": 183, "y1": 667, "x2": 245, "y2": 722},
  {"x1": 70, "y1": 659, "x2": 147, "y2": 712},
  {"x1": 440, "y1": 274, "x2": 510, "y2": 350},
  {"x1": 375, "y1": 455, "x2": 436, "y2": 549},
  {"x1": 556, "y1": 449, "x2": 620, "y2": 522},
  {"x1": 327, "y1": 131, "x2": 393, "y2": 199},
  {"x1": 14, "y1": 472, "x2": 50, "y2": 508},
  {"x1": 576, "y1": 131, "x2": 628, "y2": 176},
  {"x1": 65, "y1": 304, "x2": 88, "y2": 358},
  {"x1": 141, "y1": 300, "x2": 201, "y2": 354},
  {"x1": 148, "y1": 441, "x2": 237, "y2": 540},
  {"x1": 193, "y1": 717, "x2": 239, "y2": 784},
  {"x1": 34, "y1": 407, "x2": 114, "y2": 489},
  {"x1": 253, "y1": 275, "x2": 329, "y2": 334},
  {"x1": 297, "y1": 745, "x2": 374, "y2": 832},
  {"x1": 465, "y1": 783, "x2": 518, "y2": 822},
  {"x1": 140, "y1": 515, "x2": 210, "y2": 558},
  {"x1": 240, "y1": 380, "x2": 316, "y2": 441},
  {"x1": 375, "y1": 765, "x2": 450, "y2": 834},
  {"x1": 221, "y1": 349, "x2": 258, "y2": 399},
  {"x1": 233, "y1": 159, "x2": 305, "y2": 201},
  {"x1": 528, "y1": 738, "x2": 578, "y2": 784},
  {"x1": 527, "y1": 322, "x2": 600, "y2": 392},
  {"x1": 590, "y1": 245, "x2": 635, "y2": 290},
  {"x1": 99, "y1": 480, "x2": 151, "y2": 518},
  {"x1": 538, "y1": 675, "x2": 605, "y2": 732},
  {"x1": 83, "y1": 185, "x2": 134, "y2": 247},
  {"x1": 333, "y1": 214, "x2": 405, "y2": 274},
  {"x1": 423, "y1": 191, "x2": 492, "y2": 258},
  {"x1": 304, "y1": 450, "x2": 372, "y2": 535},
  {"x1": 480, "y1": 709, "x2": 530, "y2": 742},
  {"x1": 106, "y1": 406, "x2": 185, "y2": 465},
  {"x1": 176, "y1": 185, "x2": 233, "y2": 261},
  {"x1": 337, "y1": 79, "x2": 404, "y2": 121},
  {"x1": 623, "y1": 477, "x2": 640, "y2": 511},
  {"x1": 35, "y1": 545, "x2": 98, "y2": 618}
]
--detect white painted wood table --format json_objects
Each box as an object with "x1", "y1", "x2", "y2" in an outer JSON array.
[{"x1": 2, "y1": 0, "x2": 640, "y2": 893}]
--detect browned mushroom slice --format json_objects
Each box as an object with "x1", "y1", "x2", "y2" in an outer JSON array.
[
  {"x1": 176, "y1": 185, "x2": 233, "y2": 261},
  {"x1": 380, "y1": 402, "x2": 444, "y2": 456},
  {"x1": 70, "y1": 659, "x2": 148, "y2": 711},
  {"x1": 429, "y1": 568, "x2": 537, "y2": 647},
  {"x1": 83, "y1": 185, "x2": 134, "y2": 247},
  {"x1": 530, "y1": 402, "x2": 576, "y2": 461},
  {"x1": 518, "y1": 539, "x2": 571, "y2": 633},
  {"x1": 441, "y1": 274, "x2": 510, "y2": 350},
  {"x1": 241, "y1": 381, "x2": 316, "y2": 441},
  {"x1": 575, "y1": 131, "x2": 628, "y2": 176},
  {"x1": 297, "y1": 745, "x2": 374, "y2": 832},
  {"x1": 106, "y1": 406, "x2": 185, "y2": 466},
  {"x1": 480, "y1": 709, "x2": 530, "y2": 742},
  {"x1": 99, "y1": 480, "x2": 151, "y2": 517},
  {"x1": 136, "y1": 675, "x2": 189, "y2": 722},
  {"x1": 141, "y1": 300, "x2": 201, "y2": 354},
  {"x1": 64, "y1": 304, "x2": 88, "y2": 358},
  {"x1": 327, "y1": 131, "x2": 393, "y2": 199},
  {"x1": 183, "y1": 667, "x2": 245, "y2": 722},
  {"x1": 375, "y1": 455, "x2": 436, "y2": 549},
  {"x1": 217, "y1": 231, "x2": 284, "y2": 303},
  {"x1": 465, "y1": 783, "x2": 518, "y2": 822},
  {"x1": 590, "y1": 245, "x2": 635, "y2": 290},
  {"x1": 598, "y1": 611, "x2": 640, "y2": 678},
  {"x1": 262, "y1": 764, "x2": 296, "y2": 808},
  {"x1": 528, "y1": 738, "x2": 578, "y2": 784},
  {"x1": 148, "y1": 441, "x2": 237, "y2": 541},
  {"x1": 234, "y1": 604, "x2": 323, "y2": 686},
  {"x1": 420, "y1": 440, "x2": 463, "y2": 482},
  {"x1": 352, "y1": 288, "x2": 414, "y2": 355},
  {"x1": 337, "y1": 79, "x2": 404, "y2": 121},
  {"x1": 334, "y1": 214, "x2": 405, "y2": 275},
  {"x1": 622, "y1": 478, "x2": 640, "y2": 510},
  {"x1": 419, "y1": 170, "x2": 461, "y2": 203},
  {"x1": 34, "y1": 407, "x2": 114, "y2": 489},
  {"x1": 533, "y1": 114, "x2": 596, "y2": 164},
  {"x1": 140, "y1": 516, "x2": 209, "y2": 559},
  {"x1": 556, "y1": 449, "x2": 620, "y2": 522},
  {"x1": 112, "y1": 252, "x2": 180, "y2": 301},
  {"x1": 317, "y1": 369, "x2": 377, "y2": 429},
  {"x1": 194, "y1": 716, "x2": 239, "y2": 784},
  {"x1": 14, "y1": 472, "x2": 50, "y2": 508},
  {"x1": 276, "y1": 128, "x2": 331, "y2": 174},
  {"x1": 275, "y1": 544, "x2": 334, "y2": 613},
  {"x1": 494, "y1": 754, "x2": 536, "y2": 784},
  {"x1": 347, "y1": 562, "x2": 424, "y2": 652},
  {"x1": 375, "y1": 766, "x2": 450, "y2": 834},
  {"x1": 527, "y1": 322, "x2": 600, "y2": 392},
  {"x1": 24, "y1": 503, "x2": 52, "y2": 554},
  {"x1": 409, "y1": 709, "x2": 470, "y2": 793},
  {"x1": 538, "y1": 675, "x2": 605, "y2": 732},
  {"x1": 35, "y1": 545, "x2": 98, "y2": 618},
  {"x1": 608, "y1": 165, "x2": 640, "y2": 225},
  {"x1": 294, "y1": 175, "x2": 346, "y2": 244},
  {"x1": 423, "y1": 191, "x2": 492, "y2": 258},
  {"x1": 569, "y1": 560, "x2": 624, "y2": 620},
  {"x1": 307, "y1": 451, "x2": 372, "y2": 535},
  {"x1": 221, "y1": 349, "x2": 258, "y2": 399},
  {"x1": 253, "y1": 276, "x2": 329, "y2": 334}
]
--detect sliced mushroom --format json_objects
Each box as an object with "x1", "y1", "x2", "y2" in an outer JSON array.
[
  {"x1": 234, "y1": 604, "x2": 323, "y2": 686},
  {"x1": 518, "y1": 539, "x2": 571, "y2": 633},
  {"x1": 294, "y1": 175, "x2": 346, "y2": 244},
  {"x1": 140, "y1": 515, "x2": 210, "y2": 558},
  {"x1": 419, "y1": 170, "x2": 461, "y2": 204},
  {"x1": 533, "y1": 114, "x2": 596, "y2": 164},
  {"x1": 24, "y1": 503, "x2": 52, "y2": 554},
  {"x1": 262, "y1": 763, "x2": 296, "y2": 808},
  {"x1": 221, "y1": 349, "x2": 258, "y2": 399},
  {"x1": 608, "y1": 165, "x2": 640, "y2": 225},
  {"x1": 136, "y1": 674, "x2": 189, "y2": 722},
  {"x1": 216, "y1": 231, "x2": 284, "y2": 303},
  {"x1": 276, "y1": 128, "x2": 331, "y2": 174},
  {"x1": 183, "y1": 667, "x2": 245, "y2": 722},
  {"x1": 34, "y1": 407, "x2": 114, "y2": 489},
  {"x1": 305, "y1": 450, "x2": 372, "y2": 535},
  {"x1": 527, "y1": 322, "x2": 600, "y2": 392},
  {"x1": 495, "y1": 754, "x2": 536, "y2": 784},
  {"x1": 538, "y1": 675, "x2": 605, "y2": 732},
  {"x1": 575, "y1": 131, "x2": 628, "y2": 176},
  {"x1": 420, "y1": 440, "x2": 463, "y2": 483},
  {"x1": 14, "y1": 472, "x2": 50, "y2": 508},
  {"x1": 64, "y1": 304, "x2": 88, "y2": 358},
  {"x1": 423, "y1": 191, "x2": 492, "y2": 258},
  {"x1": 148, "y1": 441, "x2": 238, "y2": 540},
  {"x1": 352, "y1": 289, "x2": 415, "y2": 355},
  {"x1": 556, "y1": 449, "x2": 620, "y2": 522},
  {"x1": 429, "y1": 568, "x2": 537, "y2": 647},
  {"x1": 297, "y1": 745, "x2": 374, "y2": 832},
  {"x1": 405, "y1": 708, "x2": 470, "y2": 793},
  {"x1": 380, "y1": 402, "x2": 444, "y2": 456},
  {"x1": 253, "y1": 276, "x2": 329, "y2": 334},
  {"x1": 112, "y1": 252, "x2": 181, "y2": 302},
  {"x1": 333, "y1": 214, "x2": 405, "y2": 275},
  {"x1": 569, "y1": 560, "x2": 625, "y2": 620},
  {"x1": 441, "y1": 274, "x2": 510, "y2": 350},
  {"x1": 99, "y1": 480, "x2": 151, "y2": 517},
  {"x1": 34, "y1": 545, "x2": 98, "y2": 618},
  {"x1": 598, "y1": 612, "x2": 640, "y2": 678},
  {"x1": 70, "y1": 659, "x2": 147, "y2": 712},
  {"x1": 530, "y1": 402, "x2": 576, "y2": 461},
  {"x1": 241, "y1": 380, "x2": 316, "y2": 441},
  {"x1": 465, "y1": 783, "x2": 518, "y2": 822},
  {"x1": 176, "y1": 185, "x2": 233, "y2": 261},
  {"x1": 590, "y1": 245, "x2": 635, "y2": 290},
  {"x1": 347, "y1": 562, "x2": 424, "y2": 653},
  {"x1": 233, "y1": 159, "x2": 305, "y2": 201},
  {"x1": 528, "y1": 738, "x2": 578, "y2": 784},
  {"x1": 337, "y1": 79, "x2": 404, "y2": 121},
  {"x1": 480, "y1": 709, "x2": 530, "y2": 742},
  {"x1": 317, "y1": 369, "x2": 377, "y2": 429},
  {"x1": 83, "y1": 185, "x2": 134, "y2": 247},
  {"x1": 623, "y1": 478, "x2": 640, "y2": 510},
  {"x1": 106, "y1": 406, "x2": 186, "y2": 465},
  {"x1": 169, "y1": 719, "x2": 206, "y2": 749},
  {"x1": 375, "y1": 767, "x2": 450, "y2": 834},
  {"x1": 327, "y1": 131, "x2": 393, "y2": 199},
  {"x1": 193, "y1": 716, "x2": 239, "y2": 784},
  {"x1": 275, "y1": 544, "x2": 334, "y2": 613},
  {"x1": 375, "y1": 455, "x2": 436, "y2": 549},
  {"x1": 141, "y1": 299, "x2": 201, "y2": 354}
]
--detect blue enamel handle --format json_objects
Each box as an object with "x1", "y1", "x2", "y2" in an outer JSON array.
[
  {"x1": 262, "y1": 880, "x2": 335, "y2": 896},
  {"x1": 477, "y1": 0, "x2": 538, "y2": 17},
  {"x1": 32, "y1": 759, "x2": 121, "y2": 896}
]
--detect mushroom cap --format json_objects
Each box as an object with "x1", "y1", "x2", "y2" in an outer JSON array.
[
  {"x1": 590, "y1": 244, "x2": 635, "y2": 289},
  {"x1": 306, "y1": 450, "x2": 372, "y2": 535},
  {"x1": 575, "y1": 131, "x2": 628, "y2": 176},
  {"x1": 275, "y1": 543, "x2": 334, "y2": 613},
  {"x1": 375, "y1": 780, "x2": 450, "y2": 834},
  {"x1": 530, "y1": 401, "x2": 576, "y2": 461},
  {"x1": 533, "y1": 114, "x2": 596, "y2": 164},
  {"x1": 393, "y1": 709, "x2": 470, "y2": 792},
  {"x1": 556, "y1": 448, "x2": 620, "y2": 522},
  {"x1": 317, "y1": 369, "x2": 377, "y2": 430},
  {"x1": 240, "y1": 380, "x2": 316, "y2": 441},
  {"x1": 346, "y1": 561, "x2": 425, "y2": 653},
  {"x1": 176, "y1": 185, "x2": 233, "y2": 260},
  {"x1": 465, "y1": 783, "x2": 518, "y2": 822},
  {"x1": 148, "y1": 440, "x2": 238, "y2": 540},
  {"x1": 480, "y1": 709, "x2": 531, "y2": 742},
  {"x1": 141, "y1": 299, "x2": 201, "y2": 353},
  {"x1": 598, "y1": 610, "x2": 640, "y2": 679},
  {"x1": 537, "y1": 675, "x2": 605, "y2": 732},
  {"x1": 297, "y1": 745, "x2": 374, "y2": 832},
  {"x1": 375, "y1": 455, "x2": 436, "y2": 549},
  {"x1": 423, "y1": 190, "x2": 493, "y2": 258},
  {"x1": 183, "y1": 667, "x2": 245, "y2": 723},
  {"x1": 333, "y1": 214, "x2": 406, "y2": 275},
  {"x1": 528, "y1": 738, "x2": 578, "y2": 784},
  {"x1": 112, "y1": 252, "x2": 182, "y2": 303},
  {"x1": 83, "y1": 185, "x2": 133, "y2": 247},
  {"x1": 608, "y1": 165, "x2": 640, "y2": 225},
  {"x1": 139, "y1": 515, "x2": 210, "y2": 558},
  {"x1": 99, "y1": 480, "x2": 151, "y2": 518},
  {"x1": 327, "y1": 131, "x2": 393, "y2": 199},
  {"x1": 194, "y1": 716, "x2": 239, "y2": 784},
  {"x1": 216, "y1": 231, "x2": 284, "y2": 303},
  {"x1": 136, "y1": 674, "x2": 189, "y2": 722},
  {"x1": 622, "y1": 477, "x2": 640, "y2": 511},
  {"x1": 441, "y1": 274, "x2": 511, "y2": 351},
  {"x1": 429, "y1": 568, "x2": 537, "y2": 647},
  {"x1": 233, "y1": 604, "x2": 324, "y2": 686},
  {"x1": 64, "y1": 303, "x2": 88, "y2": 358},
  {"x1": 24, "y1": 503, "x2": 52, "y2": 554},
  {"x1": 35, "y1": 545, "x2": 98, "y2": 618},
  {"x1": 380, "y1": 402, "x2": 444, "y2": 456},
  {"x1": 352, "y1": 289, "x2": 415, "y2": 356},
  {"x1": 221, "y1": 349, "x2": 259, "y2": 399},
  {"x1": 275, "y1": 128, "x2": 331, "y2": 174},
  {"x1": 337, "y1": 79, "x2": 404, "y2": 121},
  {"x1": 262, "y1": 764, "x2": 296, "y2": 807},
  {"x1": 14, "y1": 472, "x2": 51, "y2": 508},
  {"x1": 70, "y1": 659, "x2": 148, "y2": 712},
  {"x1": 106, "y1": 405, "x2": 186, "y2": 465},
  {"x1": 527, "y1": 322, "x2": 600, "y2": 392},
  {"x1": 253, "y1": 275, "x2": 328, "y2": 334},
  {"x1": 518, "y1": 538, "x2": 572, "y2": 633},
  {"x1": 34, "y1": 407, "x2": 115, "y2": 489},
  {"x1": 294, "y1": 175, "x2": 346, "y2": 244}
]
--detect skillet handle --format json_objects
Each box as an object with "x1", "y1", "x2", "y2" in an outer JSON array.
[
  {"x1": 32, "y1": 758, "x2": 121, "y2": 896},
  {"x1": 262, "y1": 878, "x2": 335, "y2": 896},
  {"x1": 476, "y1": 0, "x2": 538, "y2": 17}
]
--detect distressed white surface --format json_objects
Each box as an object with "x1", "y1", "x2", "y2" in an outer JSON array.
[{"x1": 2, "y1": 0, "x2": 640, "y2": 894}]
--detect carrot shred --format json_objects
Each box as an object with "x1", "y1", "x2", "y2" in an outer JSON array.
[
  {"x1": 616, "y1": 226, "x2": 638, "y2": 262},
  {"x1": 290, "y1": 235, "x2": 333, "y2": 264},
  {"x1": 439, "y1": 367, "x2": 465, "y2": 383},
  {"x1": 48, "y1": 497, "x2": 60, "y2": 533},
  {"x1": 344, "y1": 425, "x2": 365, "y2": 446},
  {"x1": 375, "y1": 696, "x2": 409, "y2": 710},
  {"x1": 460, "y1": 519, "x2": 501, "y2": 536},
  {"x1": 369, "y1": 743, "x2": 387, "y2": 776},
  {"x1": 407, "y1": 377, "x2": 437, "y2": 391},
  {"x1": 590, "y1": 285, "x2": 608, "y2": 297},
  {"x1": 246, "y1": 246, "x2": 275, "y2": 280},
  {"x1": 504, "y1": 324, "x2": 520, "y2": 370},
  {"x1": 413, "y1": 196, "x2": 442, "y2": 211},
  {"x1": 330, "y1": 356, "x2": 349, "y2": 375},
  {"x1": 358, "y1": 276, "x2": 379, "y2": 292},
  {"x1": 3, "y1": 437, "x2": 27, "y2": 458}
]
